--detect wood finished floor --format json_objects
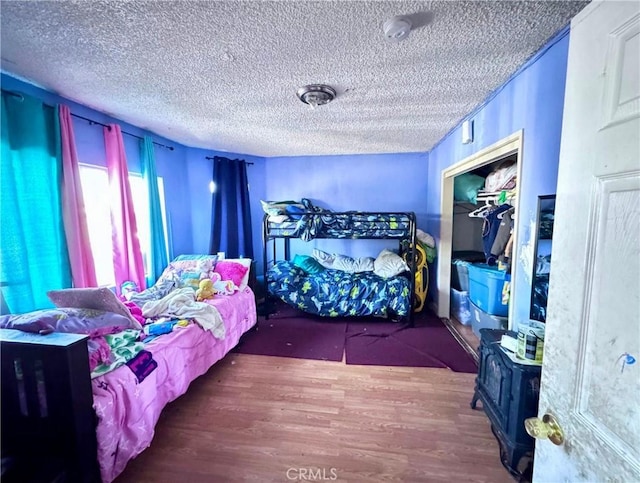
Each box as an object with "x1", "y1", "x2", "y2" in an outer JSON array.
[{"x1": 116, "y1": 353, "x2": 512, "y2": 483}]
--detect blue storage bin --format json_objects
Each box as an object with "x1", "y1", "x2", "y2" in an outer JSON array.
[
  {"x1": 467, "y1": 263, "x2": 510, "y2": 316},
  {"x1": 450, "y1": 288, "x2": 472, "y2": 325}
]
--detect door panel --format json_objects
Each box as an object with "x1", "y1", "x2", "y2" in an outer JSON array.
[
  {"x1": 576, "y1": 175, "x2": 639, "y2": 457},
  {"x1": 534, "y1": 2, "x2": 640, "y2": 481}
]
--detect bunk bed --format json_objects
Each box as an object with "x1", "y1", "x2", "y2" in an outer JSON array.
[{"x1": 262, "y1": 204, "x2": 417, "y2": 322}]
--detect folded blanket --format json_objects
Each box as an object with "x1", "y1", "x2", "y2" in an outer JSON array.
[{"x1": 141, "y1": 288, "x2": 225, "y2": 340}]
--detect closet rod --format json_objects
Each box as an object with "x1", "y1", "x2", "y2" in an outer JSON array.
[
  {"x1": 2, "y1": 88, "x2": 175, "y2": 151},
  {"x1": 205, "y1": 156, "x2": 253, "y2": 165}
]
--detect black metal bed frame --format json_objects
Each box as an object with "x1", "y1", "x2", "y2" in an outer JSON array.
[{"x1": 262, "y1": 211, "x2": 418, "y2": 323}]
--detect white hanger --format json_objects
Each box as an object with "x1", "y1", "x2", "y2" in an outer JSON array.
[
  {"x1": 468, "y1": 200, "x2": 493, "y2": 218},
  {"x1": 497, "y1": 206, "x2": 515, "y2": 219}
]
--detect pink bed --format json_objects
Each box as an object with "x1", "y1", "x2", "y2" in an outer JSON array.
[{"x1": 92, "y1": 287, "x2": 257, "y2": 483}]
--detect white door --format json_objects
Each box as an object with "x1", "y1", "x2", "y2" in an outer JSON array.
[{"x1": 533, "y1": 1, "x2": 640, "y2": 481}]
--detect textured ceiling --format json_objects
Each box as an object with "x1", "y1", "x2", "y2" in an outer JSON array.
[{"x1": 1, "y1": 1, "x2": 588, "y2": 157}]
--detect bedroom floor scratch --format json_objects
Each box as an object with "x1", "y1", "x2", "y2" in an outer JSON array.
[{"x1": 115, "y1": 353, "x2": 513, "y2": 483}]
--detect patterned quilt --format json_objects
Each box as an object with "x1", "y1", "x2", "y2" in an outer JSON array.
[
  {"x1": 266, "y1": 199, "x2": 413, "y2": 241},
  {"x1": 268, "y1": 260, "x2": 411, "y2": 318}
]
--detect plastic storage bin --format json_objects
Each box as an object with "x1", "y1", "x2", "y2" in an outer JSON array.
[
  {"x1": 452, "y1": 250, "x2": 486, "y2": 262},
  {"x1": 450, "y1": 251, "x2": 485, "y2": 291},
  {"x1": 450, "y1": 288, "x2": 472, "y2": 325},
  {"x1": 470, "y1": 300, "x2": 508, "y2": 338},
  {"x1": 467, "y1": 263, "x2": 510, "y2": 316},
  {"x1": 451, "y1": 260, "x2": 470, "y2": 292}
]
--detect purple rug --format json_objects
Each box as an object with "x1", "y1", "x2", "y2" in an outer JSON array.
[
  {"x1": 233, "y1": 302, "x2": 347, "y2": 361},
  {"x1": 345, "y1": 311, "x2": 478, "y2": 373}
]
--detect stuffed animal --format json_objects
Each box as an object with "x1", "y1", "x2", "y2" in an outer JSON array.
[
  {"x1": 195, "y1": 279, "x2": 216, "y2": 301},
  {"x1": 210, "y1": 272, "x2": 236, "y2": 295}
]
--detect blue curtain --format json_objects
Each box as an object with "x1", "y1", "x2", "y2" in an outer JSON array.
[
  {"x1": 1, "y1": 93, "x2": 72, "y2": 313},
  {"x1": 140, "y1": 136, "x2": 168, "y2": 285},
  {"x1": 210, "y1": 156, "x2": 253, "y2": 259}
]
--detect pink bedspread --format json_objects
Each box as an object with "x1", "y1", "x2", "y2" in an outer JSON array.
[{"x1": 92, "y1": 288, "x2": 257, "y2": 483}]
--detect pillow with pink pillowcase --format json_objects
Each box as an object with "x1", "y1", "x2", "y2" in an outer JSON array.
[
  {"x1": 223, "y1": 258, "x2": 253, "y2": 289},
  {"x1": 213, "y1": 261, "x2": 249, "y2": 290}
]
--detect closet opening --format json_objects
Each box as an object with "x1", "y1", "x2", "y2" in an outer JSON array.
[{"x1": 437, "y1": 131, "x2": 524, "y2": 337}]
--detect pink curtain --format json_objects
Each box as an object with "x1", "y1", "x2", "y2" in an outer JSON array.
[
  {"x1": 58, "y1": 105, "x2": 98, "y2": 287},
  {"x1": 104, "y1": 124, "x2": 146, "y2": 293}
]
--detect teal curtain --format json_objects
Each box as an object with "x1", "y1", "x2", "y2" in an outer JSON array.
[
  {"x1": 140, "y1": 136, "x2": 168, "y2": 286},
  {"x1": 1, "y1": 93, "x2": 72, "y2": 313}
]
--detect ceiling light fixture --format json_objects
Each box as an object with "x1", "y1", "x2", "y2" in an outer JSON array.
[
  {"x1": 296, "y1": 84, "x2": 336, "y2": 109},
  {"x1": 383, "y1": 16, "x2": 412, "y2": 43}
]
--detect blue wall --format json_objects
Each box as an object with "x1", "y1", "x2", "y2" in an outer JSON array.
[
  {"x1": 2, "y1": 73, "x2": 430, "y2": 283},
  {"x1": 264, "y1": 151, "x2": 429, "y2": 262},
  {"x1": 4, "y1": 19, "x2": 571, "y2": 314},
  {"x1": 1, "y1": 73, "x2": 196, "y2": 257},
  {"x1": 1, "y1": 73, "x2": 265, "y2": 262},
  {"x1": 426, "y1": 27, "x2": 570, "y2": 327}
]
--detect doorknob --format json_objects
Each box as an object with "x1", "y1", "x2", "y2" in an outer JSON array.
[{"x1": 524, "y1": 413, "x2": 564, "y2": 445}]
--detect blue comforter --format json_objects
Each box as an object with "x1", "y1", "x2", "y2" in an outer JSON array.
[{"x1": 267, "y1": 260, "x2": 411, "y2": 318}]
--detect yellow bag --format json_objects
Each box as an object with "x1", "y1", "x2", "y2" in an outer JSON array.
[{"x1": 404, "y1": 244, "x2": 429, "y2": 312}]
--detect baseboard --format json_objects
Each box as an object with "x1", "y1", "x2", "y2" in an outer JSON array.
[{"x1": 441, "y1": 317, "x2": 479, "y2": 365}]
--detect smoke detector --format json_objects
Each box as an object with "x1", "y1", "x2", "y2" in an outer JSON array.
[
  {"x1": 383, "y1": 16, "x2": 412, "y2": 43},
  {"x1": 296, "y1": 84, "x2": 336, "y2": 109}
]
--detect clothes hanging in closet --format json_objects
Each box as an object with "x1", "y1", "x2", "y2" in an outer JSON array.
[
  {"x1": 481, "y1": 204, "x2": 513, "y2": 264},
  {"x1": 488, "y1": 208, "x2": 515, "y2": 265}
]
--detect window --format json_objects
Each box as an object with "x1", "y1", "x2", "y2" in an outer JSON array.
[{"x1": 79, "y1": 164, "x2": 169, "y2": 287}]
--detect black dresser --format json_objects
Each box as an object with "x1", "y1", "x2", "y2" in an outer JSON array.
[
  {"x1": 471, "y1": 328, "x2": 542, "y2": 480},
  {"x1": 1, "y1": 329, "x2": 99, "y2": 482}
]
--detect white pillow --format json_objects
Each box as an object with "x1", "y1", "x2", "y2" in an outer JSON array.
[
  {"x1": 268, "y1": 214, "x2": 289, "y2": 224},
  {"x1": 373, "y1": 249, "x2": 410, "y2": 279},
  {"x1": 312, "y1": 249, "x2": 336, "y2": 268},
  {"x1": 334, "y1": 255, "x2": 375, "y2": 273},
  {"x1": 416, "y1": 229, "x2": 435, "y2": 248},
  {"x1": 312, "y1": 249, "x2": 374, "y2": 273},
  {"x1": 224, "y1": 258, "x2": 252, "y2": 290}
]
